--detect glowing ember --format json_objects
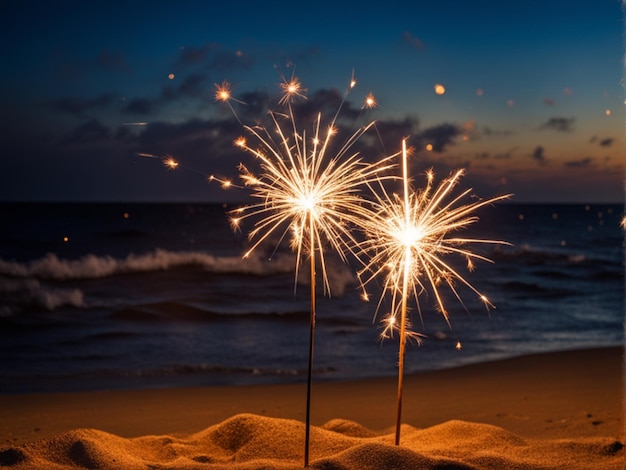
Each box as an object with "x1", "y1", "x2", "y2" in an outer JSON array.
[{"x1": 364, "y1": 92, "x2": 377, "y2": 109}]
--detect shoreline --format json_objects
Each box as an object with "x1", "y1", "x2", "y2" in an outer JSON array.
[{"x1": 1, "y1": 346, "x2": 623, "y2": 448}]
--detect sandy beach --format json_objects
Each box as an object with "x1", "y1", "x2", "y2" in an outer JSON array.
[{"x1": 0, "y1": 346, "x2": 623, "y2": 469}]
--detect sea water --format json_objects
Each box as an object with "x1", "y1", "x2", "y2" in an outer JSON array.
[{"x1": 0, "y1": 202, "x2": 623, "y2": 393}]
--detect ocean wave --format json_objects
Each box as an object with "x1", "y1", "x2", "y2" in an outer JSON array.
[
  {"x1": 0, "y1": 248, "x2": 358, "y2": 295},
  {"x1": 0, "y1": 278, "x2": 84, "y2": 316},
  {"x1": 0, "y1": 249, "x2": 296, "y2": 280}
]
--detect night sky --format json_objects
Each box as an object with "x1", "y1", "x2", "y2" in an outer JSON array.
[{"x1": 1, "y1": 1, "x2": 624, "y2": 203}]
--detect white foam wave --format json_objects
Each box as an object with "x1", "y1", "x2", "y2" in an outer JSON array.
[
  {"x1": 0, "y1": 249, "x2": 357, "y2": 295},
  {"x1": 0, "y1": 278, "x2": 85, "y2": 315},
  {"x1": 0, "y1": 249, "x2": 295, "y2": 280}
]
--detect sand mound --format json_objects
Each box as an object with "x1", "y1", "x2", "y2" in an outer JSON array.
[{"x1": 1, "y1": 413, "x2": 622, "y2": 469}]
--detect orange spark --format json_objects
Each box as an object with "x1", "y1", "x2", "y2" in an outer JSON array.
[
  {"x1": 163, "y1": 157, "x2": 179, "y2": 169},
  {"x1": 364, "y1": 92, "x2": 377, "y2": 109},
  {"x1": 278, "y1": 77, "x2": 307, "y2": 105},
  {"x1": 214, "y1": 81, "x2": 233, "y2": 102}
]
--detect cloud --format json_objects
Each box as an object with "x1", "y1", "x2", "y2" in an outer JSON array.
[
  {"x1": 61, "y1": 119, "x2": 113, "y2": 145},
  {"x1": 173, "y1": 43, "x2": 254, "y2": 72},
  {"x1": 417, "y1": 123, "x2": 462, "y2": 152},
  {"x1": 539, "y1": 117, "x2": 575, "y2": 132},
  {"x1": 563, "y1": 157, "x2": 593, "y2": 168},
  {"x1": 48, "y1": 93, "x2": 118, "y2": 118},
  {"x1": 589, "y1": 136, "x2": 615, "y2": 147},
  {"x1": 234, "y1": 90, "x2": 272, "y2": 121},
  {"x1": 531, "y1": 145, "x2": 547, "y2": 164},
  {"x1": 291, "y1": 88, "x2": 361, "y2": 123},
  {"x1": 121, "y1": 74, "x2": 211, "y2": 116},
  {"x1": 402, "y1": 31, "x2": 425, "y2": 50},
  {"x1": 494, "y1": 146, "x2": 518, "y2": 159},
  {"x1": 564, "y1": 157, "x2": 593, "y2": 168},
  {"x1": 482, "y1": 126, "x2": 514, "y2": 137},
  {"x1": 161, "y1": 74, "x2": 209, "y2": 100},
  {"x1": 122, "y1": 98, "x2": 154, "y2": 115},
  {"x1": 364, "y1": 117, "x2": 415, "y2": 147}
]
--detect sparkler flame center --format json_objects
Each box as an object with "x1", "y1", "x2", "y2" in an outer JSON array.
[
  {"x1": 396, "y1": 223, "x2": 424, "y2": 248},
  {"x1": 297, "y1": 192, "x2": 318, "y2": 213}
]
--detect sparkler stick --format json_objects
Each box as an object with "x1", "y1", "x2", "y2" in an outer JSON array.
[
  {"x1": 358, "y1": 139, "x2": 511, "y2": 446},
  {"x1": 230, "y1": 74, "x2": 395, "y2": 467}
]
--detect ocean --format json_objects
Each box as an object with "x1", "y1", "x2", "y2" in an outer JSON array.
[{"x1": 0, "y1": 202, "x2": 623, "y2": 394}]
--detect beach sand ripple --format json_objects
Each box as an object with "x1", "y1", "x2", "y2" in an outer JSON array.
[{"x1": 1, "y1": 413, "x2": 622, "y2": 469}]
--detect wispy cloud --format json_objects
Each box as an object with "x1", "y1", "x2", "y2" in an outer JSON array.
[
  {"x1": 173, "y1": 43, "x2": 254, "y2": 73},
  {"x1": 121, "y1": 98, "x2": 154, "y2": 115},
  {"x1": 589, "y1": 136, "x2": 615, "y2": 147},
  {"x1": 402, "y1": 31, "x2": 425, "y2": 50},
  {"x1": 564, "y1": 157, "x2": 593, "y2": 168},
  {"x1": 531, "y1": 145, "x2": 547, "y2": 164},
  {"x1": 539, "y1": 117, "x2": 575, "y2": 132},
  {"x1": 61, "y1": 119, "x2": 112, "y2": 145},
  {"x1": 48, "y1": 93, "x2": 118, "y2": 118},
  {"x1": 417, "y1": 123, "x2": 462, "y2": 152}
]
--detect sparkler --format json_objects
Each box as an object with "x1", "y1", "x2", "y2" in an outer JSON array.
[
  {"x1": 230, "y1": 74, "x2": 395, "y2": 467},
  {"x1": 358, "y1": 139, "x2": 510, "y2": 446}
]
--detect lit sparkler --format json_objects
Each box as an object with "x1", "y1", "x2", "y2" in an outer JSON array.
[
  {"x1": 358, "y1": 139, "x2": 511, "y2": 446},
  {"x1": 231, "y1": 74, "x2": 395, "y2": 467}
]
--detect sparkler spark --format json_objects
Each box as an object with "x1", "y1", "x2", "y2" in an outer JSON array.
[
  {"x1": 138, "y1": 152, "x2": 241, "y2": 191},
  {"x1": 358, "y1": 139, "x2": 511, "y2": 446},
  {"x1": 231, "y1": 74, "x2": 395, "y2": 466},
  {"x1": 137, "y1": 152, "x2": 179, "y2": 170},
  {"x1": 163, "y1": 156, "x2": 179, "y2": 169},
  {"x1": 363, "y1": 92, "x2": 377, "y2": 109},
  {"x1": 214, "y1": 80, "x2": 245, "y2": 123},
  {"x1": 278, "y1": 76, "x2": 307, "y2": 106},
  {"x1": 233, "y1": 76, "x2": 394, "y2": 295}
]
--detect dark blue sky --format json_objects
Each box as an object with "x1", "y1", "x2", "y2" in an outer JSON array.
[{"x1": 1, "y1": 0, "x2": 623, "y2": 203}]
